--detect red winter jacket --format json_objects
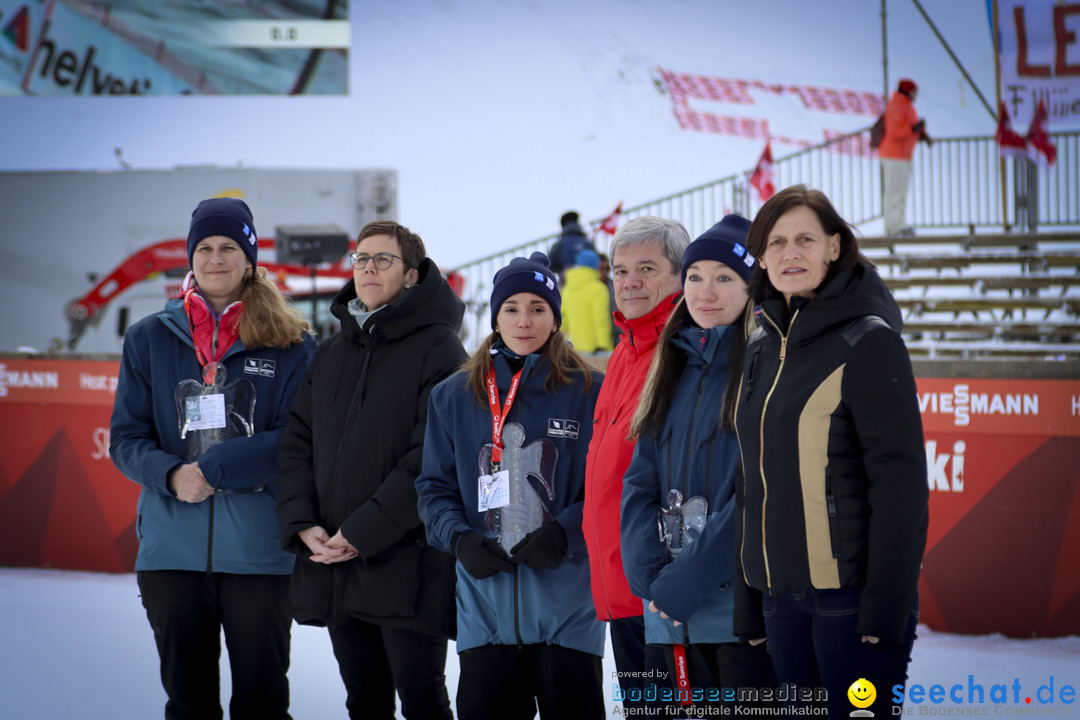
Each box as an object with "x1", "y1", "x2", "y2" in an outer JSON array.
[
  {"x1": 879, "y1": 91, "x2": 922, "y2": 161},
  {"x1": 582, "y1": 293, "x2": 680, "y2": 620}
]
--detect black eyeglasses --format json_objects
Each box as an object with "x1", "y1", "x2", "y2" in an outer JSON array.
[{"x1": 348, "y1": 251, "x2": 402, "y2": 270}]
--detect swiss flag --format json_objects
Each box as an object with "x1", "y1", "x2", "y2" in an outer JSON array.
[
  {"x1": 595, "y1": 201, "x2": 622, "y2": 236},
  {"x1": 750, "y1": 143, "x2": 776, "y2": 203},
  {"x1": 995, "y1": 102, "x2": 1029, "y2": 158},
  {"x1": 1025, "y1": 99, "x2": 1057, "y2": 166}
]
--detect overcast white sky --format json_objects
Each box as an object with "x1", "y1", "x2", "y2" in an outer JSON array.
[{"x1": 0, "y1": 0, "x2": 999, "y2": 265}]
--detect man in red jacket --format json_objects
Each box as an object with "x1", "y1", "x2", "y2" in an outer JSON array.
[
  {"x1": 582, "y1": 216, "x2": 689, "y2": 712},
  {"x1": 880, "y1": 78, "x2": 931, "y2": 236}
]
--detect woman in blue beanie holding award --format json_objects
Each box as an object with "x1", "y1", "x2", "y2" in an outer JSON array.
[
  {"x1": 110, "y1": 197, "x2": 315, "y2": 719},
  {"x1": 620, "y1": 215, "x2": 776, "y2": 712},
  {"x1": 417, "y1": 251, "x2": 606, "y2": 720}
]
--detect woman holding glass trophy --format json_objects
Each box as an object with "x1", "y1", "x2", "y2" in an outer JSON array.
[
  {"x1": 416, "y1": 251, "x2": 606, "y2": 720},
  {"x1": 110, "y1": 197, "x2": 315, "y2": 720},
  {"x1": 620, "y1": 216, "x2": 776, "y2": 712}
]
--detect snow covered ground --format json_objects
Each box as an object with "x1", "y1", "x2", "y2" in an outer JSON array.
[{"x1": 1, "y1": 568, "x2": 1077, "y2": 719}]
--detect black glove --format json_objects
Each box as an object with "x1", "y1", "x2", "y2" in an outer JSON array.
[
  {"x1": 509, "y1": 521, "x2": 568, "y2": 570},
  {"x1": 456, "y1": 531, "x2": 516, "y2": 579}
]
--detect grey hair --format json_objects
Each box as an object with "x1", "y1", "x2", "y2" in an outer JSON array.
[{"x1": 609, "y1": 216, "x2": 690, "y2": 275}]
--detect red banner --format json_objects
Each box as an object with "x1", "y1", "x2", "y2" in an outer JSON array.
[
  {"x1": 0, "y1": 358, "x2": 1076, "y2": 636},
  {"x1": 915, "y1": 378, "x2": 1080, "y2": 436}
]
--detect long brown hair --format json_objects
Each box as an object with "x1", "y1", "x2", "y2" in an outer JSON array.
[
  {"x1": 460, "y1": 330, "x2": 595, "y2": 406},
  {"x1": 631, "y1": 297, "x2": 752, "y2": 439},
  {"x1": 236, "y1": 267, "x2": 311, "y2": 348},
  {"x1": 745, "y1": 184, "x2": 872, "y2": 305}
]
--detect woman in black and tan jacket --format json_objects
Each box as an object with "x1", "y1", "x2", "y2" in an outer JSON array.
[{"x1": 734, "y1": 185, "x2": 928, "y2": 718}]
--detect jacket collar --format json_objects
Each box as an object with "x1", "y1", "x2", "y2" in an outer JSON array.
[{"x1": 613, "y1": 292, "x2": 681, "y2": 357}]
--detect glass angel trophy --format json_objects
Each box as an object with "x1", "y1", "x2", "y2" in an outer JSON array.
[
  {"x1": 657, "y1": 488, "x2": 708, "y2": 558},
  {"x1": 477, "y1": 422, "x2": 557, "y2": 554}
]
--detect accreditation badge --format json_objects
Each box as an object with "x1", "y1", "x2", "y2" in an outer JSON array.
[{"x1": 174, "y1": 361, "x2": 256, "y2": 462}]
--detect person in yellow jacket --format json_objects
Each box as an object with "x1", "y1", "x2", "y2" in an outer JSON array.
[
  {"x1": 879, "y1": 78, "x2": 931, "y2": 237},
  {"x1": 562, "y1": 249, "x2": 614, "y2": 354}
]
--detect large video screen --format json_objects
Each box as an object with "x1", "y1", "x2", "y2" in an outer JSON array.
[{"x1": 0, "y1": 0, "x2": 349, "y2": 96}]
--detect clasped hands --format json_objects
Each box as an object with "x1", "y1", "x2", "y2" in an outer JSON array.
[
  {"x1": 169, "y1": 462, "x2": 215, "y2": 503},
  {"x1": 299, "y1": 526, "x2": 359, "y2": 564}
]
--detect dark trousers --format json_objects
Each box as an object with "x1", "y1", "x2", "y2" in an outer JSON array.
[
  {"x1": 610, "y1": 615, "x2": 681, "y2": 717},
  {"x1": 763, "y1": 587, "x2": 918, "y2": 718},
  {"x1": 137, "y1": 570, "x2": 292, "y2": 720},
  {"x1": 659, "y1": 640, "x2": 777, "y2": 714},
  {"x1": 457, "y1": 643, "x2": 605, "y2": 720},
  {"x1": 327, "y1": 617, "x2": 452, "y2": 720}
]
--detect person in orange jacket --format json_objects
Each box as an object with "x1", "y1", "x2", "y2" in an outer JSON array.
[{"x1": 879, "y1": 78, "x2": 931, "y2": 236}]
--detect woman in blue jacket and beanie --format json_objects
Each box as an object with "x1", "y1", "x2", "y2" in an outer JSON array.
[
  {"x1": 110, "y1": 197, "x2": 315, "y2": 719},
  {"x1": 417, "y1": 251, "x2": 606, "y2": 720},
  {"x1": 621, "y1": 215, "x2": 776, "y2": 711}
]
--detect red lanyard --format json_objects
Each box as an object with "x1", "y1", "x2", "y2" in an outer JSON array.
[
  {"x1": 673, "y1": 643, "x2": 693, "y2": 706},
  {"x1": 485, "y1": 366, "x2": 522, "y2": 466}
]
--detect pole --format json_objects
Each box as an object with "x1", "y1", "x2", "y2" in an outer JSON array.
[
  {"x1": 992, "y1": 0, "x2": 1010, "y2": 230},
  {"x1": 882, "y1": 0, "x2": 889, "y2": 101},
  {"x1": 309, "y1": 263, "x2": 318, "y2": 334},
  {"x1": 909, "y1": 0, "x2": 996, "y2": 120}
]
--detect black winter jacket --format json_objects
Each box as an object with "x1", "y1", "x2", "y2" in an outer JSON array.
[
  {"x1": 733, "y1": 262, "x2": 928, "y2": 644},
  {"x1": 277, "y1": 259, "x2": 468, "y2": 634}
]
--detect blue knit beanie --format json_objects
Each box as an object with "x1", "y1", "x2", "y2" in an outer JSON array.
[
  {"x1": 575, "y1": 248, "x2": 600, "y2": 269},
  {"x1": 681, "y1": 214, "x2": 755, "y2": 284},
  {"x1": 490, "y1": 251, "x2": 562, "y2": 329},
  {"x1": 187, "y1": 198, "x2": 258, "y2": 268}
]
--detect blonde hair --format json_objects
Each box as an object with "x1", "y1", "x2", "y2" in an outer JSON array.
[
  {"x1": 237, "y1": 267, "x2": 312, "y2": 348},
  {"x1": 460, "y1": 331, "x2": 594, "y2": 406}
]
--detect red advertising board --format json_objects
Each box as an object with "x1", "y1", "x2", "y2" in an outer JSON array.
[
  {"x1": 0, "y1": 358, "x2": 137, "y2": 572},
  {"x1": 914, "y1": 378, "x2": 1080, "y2": 637},
  {"x1": 0, "y1": 358, "x2": 1077, "y2": 636}
]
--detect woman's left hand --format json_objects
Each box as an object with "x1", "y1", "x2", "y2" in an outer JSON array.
[
  {"x1": 648, "y1": 600, "x2": 682, "y2": 627},
  {"x1": 861, "y1": 635, "x2": 880, "y2": 644},
  {"x1": 323, "y1": 530, "x2": 359, "y2": 563}
]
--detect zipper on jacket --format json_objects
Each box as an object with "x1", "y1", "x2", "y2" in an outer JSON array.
[
  {"x1": 514, "y1": 570, "x2": 524, "y2": 649},
  {"x1": 205, "y1": 495, "x2": 215, "y2": 573},
  {"x1": 743, "y1": 346, "x2": 761, "y2": 401},
  {"x1": 682, "y1": 364, "x2": 710, "y2": 499},
  {"x1": 588, "y1": 413, "x2": 620, "y2": 621},
  {"x1": 757, "y1": 308, "x2": 798, "y2": 590},
  {"x1": 664, "y1": 428, "x2": 674, "y2": 499},
  {"x1": 704, "y1": 428, "x2": 718, "y2": 508},
  {"x1": 331, "y1": 345, "x2": 375, "y2": 520},
  {"x1": 825, "y1": 466, "x2": 840, "y2": 559}
]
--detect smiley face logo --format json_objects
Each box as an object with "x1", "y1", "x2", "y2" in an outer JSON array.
[{"x1": 848, "y1": 678, "x2": 876, "y2": 711}]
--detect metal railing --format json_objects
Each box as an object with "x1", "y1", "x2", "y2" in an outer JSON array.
[{"x1": 451, "y1": 128, "x2": 1080, "y2": 349}]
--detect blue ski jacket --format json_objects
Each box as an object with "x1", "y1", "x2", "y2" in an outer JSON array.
[
  {"x1": 417, "y1": 351, "x2": 606, "y2": 655},
  {"x1": 110, "y1": 298, "x2": 314, "y2": 574},
  {"x1": 620, "y1": 324, "x2": 740, "y2": 645}
]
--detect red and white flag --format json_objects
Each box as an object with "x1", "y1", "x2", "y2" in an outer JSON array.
[
  {"x1": 750, "y1": 143, "x2": 776, "y2": 202},
  {"x1": 995, "y1": 102, "x2": 1029, "y2": 158},
  {"x1": 1025, "y1": 99, "x2": 1057, "y2": 166},
  {"x1": 595, "y1": 201, "x2": 623, "y2": 236}
]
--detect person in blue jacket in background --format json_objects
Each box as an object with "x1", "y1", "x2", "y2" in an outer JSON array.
[
  {"x1": 417, "y1": 251, "x2": 606, "y2": 720},
  {"x1": 620, "y1": 216, "x2": 776, "y2": 712},
  {"x1": 110, "y1": 197, "x2": 315, "y2": 720}
]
